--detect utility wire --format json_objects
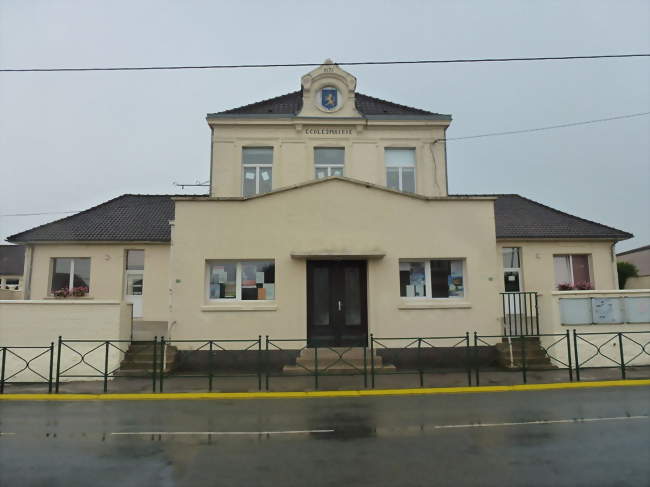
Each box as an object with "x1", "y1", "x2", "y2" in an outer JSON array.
[
  {"x1": 439, "y1": 111, "x2": 650, "y2": 142},
  {"x1": 1, "y1": 111, "x2": 647, "y2": 216},
  {"x1": 1, "y1": 54, "x2": 648, "y2": 72}
]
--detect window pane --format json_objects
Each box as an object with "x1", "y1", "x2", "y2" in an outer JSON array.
[
  {"x1": 448, "y1": 260, "x2": 464, "y2": 298},
  {"x1": 330, "y1": 166, "x2": 343, "y2": 177},
  {"x1": 504, "y1": 271, "x2": 520, "y2": 292},
  {"x1": 126, "y1": 275, "x2": 143, "y2": 295},
  {"x1": 241, "y1": 261, "x2": 275, "y2": 300},
  {"x1": 314, "y1": 147, "x2": 344, "y2": 165},
  {"x1": 554, "y1": 256, "x2": 572, "y2": 286},
  {"x1": 344, "y1": 266, "x2": 361, "y2": 326},
  {"x1": 315, "y1": 167, "x2": 328, "y2": 179},
  {"x1": 399, "y1": 261, "x2": 426, "y2": 297},
  {"x1": 72, "y1": 258, "x2": 91, "y2": 288},
  {"x1": 401, "y1": 167, "x2": 415, "y2": 193},
  {"x1": 258, "y1": 167, "x2": 272, "y2": 194},
  {"x1": 502, "y1": 248, "x2": 520, "y2": 268},
  {"x1": 430, "y1": 260, "x2": 451, "y2": 298},
  {"x1": 209, "y1": 262, "x2": 237, "y2": 299},
  {"x1": 385, "y1": 148, "x2": 415, "y2": 167},
  {"x1": 571, "y1": 255, "x2": 590, "y2": 285},
  {"x1": 242, "y1": 147, "x2": 273, "y2": 165},
  {"x1": 51, "y1": 258, "x2": 72, "y2": 292},
  {"x1": 243, "y1": 167, "x2": 257, "y2": 196},
  {"x1": 126, "y1": 250, "x2": 144, "y2": 270},
  {"x1": 386, "y1": 167, "x2": 400, "y2": 190},
  {"x1": 312, "y1": 267, "x2": 330, "y2": 326}
]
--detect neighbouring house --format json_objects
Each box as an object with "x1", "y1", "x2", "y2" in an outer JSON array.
[
  {"x1": 618, "y1": 245, "x2": 650, "y2": 289},
  {"x1": 5, "y1": 60, "x2": 643, "y2": 349},
  {"x1": 0, "y1": 245, "x2": 25, "y2": 299}
]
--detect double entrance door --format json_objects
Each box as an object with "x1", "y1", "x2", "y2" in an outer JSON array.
[{"x1": 307, "y1": 260, "x2": 368, "y2": 347}]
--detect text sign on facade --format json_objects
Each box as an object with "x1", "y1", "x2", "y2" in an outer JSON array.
[{"x1": 305, "y1": 128, "x2": 352, "y2": 135}]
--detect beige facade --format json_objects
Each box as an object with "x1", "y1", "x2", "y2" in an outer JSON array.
[
  {"x1": 170, "y1": 179, "x2": 500, "y2": 340},
  {"x1": 27, "y1": 243, "x2": 170, "y2": 323}
]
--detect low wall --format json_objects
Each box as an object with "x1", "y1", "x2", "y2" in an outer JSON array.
[
  {"x1": 539, "y1": 290, "x2": 650, "y2": 369},
  {"x1": 0, "y1": 300, "x2": 132, "y2": 382},
  {"x1": 625, "y1": 276, "x2": 650, "y2": 290},
  {"x1": 0, "y1": 289, "x2": 24, "y2": 300}
]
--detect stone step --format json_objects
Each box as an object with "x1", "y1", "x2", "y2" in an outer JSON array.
[
  {"x1": 297, "y1": 347, "x2": 369, "y2": 360},
  {"x1": 282, "y1": 364, "x2": 396, "y2": 375},
  {"x1": 296, "y1": 357, "x2": 385, "y2": 369}
]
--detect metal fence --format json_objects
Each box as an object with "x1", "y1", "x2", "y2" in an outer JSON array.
[
  {"x1": 1, "y1": 330, "x2": 648, "y2": 394},
  {"x1": 0, "y1": 344, "x2": 54, "y2": 393},
  {"x1": 501, "y1": 292, "x2": 539, "y2": 336}
]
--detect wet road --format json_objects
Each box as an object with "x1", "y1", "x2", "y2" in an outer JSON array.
[{"x1": 1, "y1": 386, "x2": 648, "y2": 487}]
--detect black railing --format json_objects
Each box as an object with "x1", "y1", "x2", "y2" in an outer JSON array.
[
  {"x1": 2, "y1": 330, "x2": 648, "y2": 394},
  {"x1": 370, "y1": 334, "x2": 472, "y2": 387},
  {"x1": 501, "y1": 292, "x2": 539, "y2": 336},
  {"x1": 573, "y1": 330, "x2": 650, "y2": 381},
  {"x1": 0, "y1": 344, "x2": 54, "y2": 394},
  {"x1": 158, "y1": 337, "x2": 262, "y2": 393},
  {"x1": 56, "y1": 337, "x2": 158, "y2": 393}
]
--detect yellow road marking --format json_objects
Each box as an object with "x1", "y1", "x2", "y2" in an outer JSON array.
[{"x1": 0, "y1": 379, "x2": 648, "y2": 401}]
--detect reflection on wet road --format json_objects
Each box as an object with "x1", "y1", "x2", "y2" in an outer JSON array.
[{"x1": 1, "y1": 386, "x2": 648, "y2": 486}]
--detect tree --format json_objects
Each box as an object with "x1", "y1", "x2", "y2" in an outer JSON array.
[{"x1": 617, "y1": 261, "x2": 639, "y2": 289}]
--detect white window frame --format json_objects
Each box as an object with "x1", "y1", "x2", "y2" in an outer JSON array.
[
  {"x1": 502, "y1": 247, "x2": 523, "y2": 292},
  {"x1": 206, "y1": 260, "x2": 275, "y2": 302},
  {"x1": 50, "y1": 257, "x2": 91, "y2": 293},
  {"x1": 400, "y1": 259, "x2": 465, "y2": 299},
  {"x1": 554, "y1": 254, "x2": 592, "y2": 287},
  {"x1": 385, "y1": 148, "x2": 416, "y2": 193},
  {"x1": 314, "y1": 147, "x2": 345, "y2": 179},
  {"x1": 242, "y1": 148, "x2": 273, "y2": 196}
]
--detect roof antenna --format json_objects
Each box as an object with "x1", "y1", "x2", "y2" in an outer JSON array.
[{"x1": 172, "y1": 180, "x2": 210, "y2": 190}]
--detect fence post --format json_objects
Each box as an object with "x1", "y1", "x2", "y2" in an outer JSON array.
[
  {"x1": 55, "y1": 336, "x2": 62, "y2": 393},
  {"x1": 208, "y1": 340, "x2": 214, "y2": 393},
  {"x1": 0, "y1": 347, "x2": 6, "y2": 394},
  {"x1": 103, "y1": 341, "x2": 110, "y2": 394},
  {"x1": 534, "y1": 293, "x2": 540, "y2": 335},
  {"x1": 465, "y1": 332, "x2": 472, "y2": 386},
  {"x1": 473, "y1": 332, "x2": 480, "y2": 387},
  {"x1": 565, "y1": 330, "x2": 573, "y2": 382},
  {"x1": 152, "y1": 337, "x2": 158, "y2": 393},
  {"x1": 48, "y1": 342, "x2": 54, "y2": 394},
  {"x1": 618, "y1": 332, "x2": 626, "y2": 380},
  {"x1": 521, "y1": 334, "x2": 527, "y2": 384},
  {"x1": 573, "y1": 330, "x2": 581, "y2": 382},
  {"x1": 159, "y1": 337, "x2": 165, "y2": 393},
  {"x1": 264, "y1": 336, "x2": 269, "y2": 391},
  {"x1": 417, "y1": 338, "x2": 423, "y2": 387},
  {"x1": 363, "y1": 345, "x2": 368, "y2": 389},
  {"x1": 257, "y1": 335, "x2": 262, "y2": 392},
  {"x1": 370, "y1": 334, "x2": 375, "y2": 389},
  {"x1": 314, "y1": 345, "x2": 319, "y2": 390}
]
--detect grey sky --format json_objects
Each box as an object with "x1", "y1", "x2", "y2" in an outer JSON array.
[{"x1": 1, "y1": 0, "x2": 648, "y2": 251}]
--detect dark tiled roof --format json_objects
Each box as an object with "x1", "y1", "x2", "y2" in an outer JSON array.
[
  {"x1": 487, "y1": 194, "x2": 631, "y2": 240},
  {"x1": 7, "y1": 195, "x2": 178, "y2": 243},
  {"x1": 0, "y1": 245, "x2": 25, "y2": 275},
  {"x1": 210, "y1": 90, "x2": 449, "y2": 119},
  {"x1": 7, "y1": 192, "x2": 632, "y2": 243}
]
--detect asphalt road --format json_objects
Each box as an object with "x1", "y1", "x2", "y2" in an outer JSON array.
[{"x1": 1, "y1": 386, "x2": 649, "y2": 487}]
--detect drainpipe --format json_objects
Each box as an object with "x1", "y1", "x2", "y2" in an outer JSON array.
[
  {"x1": 208, "y1": 126, "x2": 214, "y2": 196},
  {"x1": 611, "y1": 242, "x2": 619, "y2": 289},
  {"x1": 23, "y1": 244, "x2": 34, "y2": 300}
]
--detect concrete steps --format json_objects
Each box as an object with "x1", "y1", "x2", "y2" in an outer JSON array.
[
  {"x1": 116, "y1": 342, "x2": 177, "y2": 376},
  {"x1": 496, "y1": 337, "x2": 557, "y2": 369},
  {"x1": 283, "y1": 347, "x2": 395, "y2": 375}
]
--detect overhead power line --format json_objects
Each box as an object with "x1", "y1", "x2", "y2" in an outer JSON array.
[
  {"x1": 440, "y1": 112, "x2": 650, "y2": 142},
  {"x1": 0, "y1": 210, "x2": 78, "y2": 217},
  {"x1": 1, "y1": 53, "x2": 648, "y2": 73}
]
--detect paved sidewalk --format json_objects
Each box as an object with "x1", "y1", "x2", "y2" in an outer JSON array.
[{"x1": 3, "y1": 366, "x2": 649, "y2": 394}]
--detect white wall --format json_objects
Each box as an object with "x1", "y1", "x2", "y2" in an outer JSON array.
[{"x1": 0, "y1": 300, "x2": 132, "y2": 383}]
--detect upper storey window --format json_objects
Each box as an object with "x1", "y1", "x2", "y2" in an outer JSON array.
[
  {"x1": 385, "y1": 148, "x2": 416, "y2": 193},
  {"x1": 314, "y1": 147, "x2": 344, "y2": 179},
  {"x1": 242, "y1": 147, "x2": 273, "y2": 197}
]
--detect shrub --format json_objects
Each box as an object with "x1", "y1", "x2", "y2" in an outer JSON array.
[{"x1": 617, "y1": 261, "x2": 639, "y2": 289}]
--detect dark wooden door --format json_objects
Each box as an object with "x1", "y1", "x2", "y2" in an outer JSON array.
[{"x1": 307, "y1": 260, "x2": 368, "y2": 347}]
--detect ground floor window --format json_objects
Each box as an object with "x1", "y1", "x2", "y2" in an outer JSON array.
[
  {"x1": 208, "y1": 260, "x2": 275, "y2": 301},
  {"x1": 553, "y1": 254, "x2": 592, "y2": 289},
  {"x1": 1, "y1": 278, "x2": 20, "y2": 290},
  {"x1": 399, "y1": 259, "x2": 464, "y2": 298},
  {"x1": 50, "y1": 258, "x2": 91, "y2": 294}
]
